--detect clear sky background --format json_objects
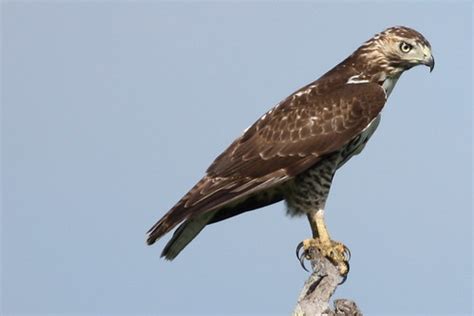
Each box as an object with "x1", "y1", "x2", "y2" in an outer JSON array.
[{"x1": 2, "y1": 2, "x2": 472, "y2": 316}]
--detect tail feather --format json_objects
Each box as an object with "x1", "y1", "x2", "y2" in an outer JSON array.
[
  {"x1": 160, "y1": 210, "x2": 218, "y2": 260},
  {"x1": 146, "y1": 214, "x2": 175, "y2": 245},
  {"x1": 146, "y1": 177, "x2": 222, "y2": 245},
  {"x1": 146, "y1": 173, "x2": 288, "y2": 257},
  {"x1": 146, "y1": 176, "x2": 265, "y2": 246},
  {"x1": 145, "y1": 181, "x2": 243, "y2": 246}
]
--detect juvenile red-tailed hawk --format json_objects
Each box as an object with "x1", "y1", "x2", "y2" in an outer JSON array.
[{"x1": 146, "y1": 26, "x2": 434, "y2": 274}]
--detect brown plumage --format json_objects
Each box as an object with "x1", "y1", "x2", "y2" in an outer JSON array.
[{"x1": 146, "y1": 26, "x2": 434, "y2": 260}]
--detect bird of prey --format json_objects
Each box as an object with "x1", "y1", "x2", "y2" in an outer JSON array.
[{"x1": 147, "y1": 26, "x2": 434, "y2": 275}]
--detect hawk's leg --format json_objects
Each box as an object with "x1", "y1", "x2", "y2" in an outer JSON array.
[{"x1": 297, "y1": 209, "x2": 350, "y2": 276}]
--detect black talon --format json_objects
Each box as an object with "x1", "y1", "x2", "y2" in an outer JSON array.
[
  {"x1": 296, "y1": 242, "x2": 310, "y2": 272},
  {"x1": 338, "y1": 261, "x2": 350, "y2": 285},
  {"x1": 339, "y1": 274, "x2": 348, "y2": 285},
  {"x1": 296, "y1": 242, "x2": 304, "y2": 260},
  {"x1": 299, "y1": 251, "x2": 310, "y2": 272},
  {"x1": 344, "y1": 246, "x2": 351, "y2": 261}
]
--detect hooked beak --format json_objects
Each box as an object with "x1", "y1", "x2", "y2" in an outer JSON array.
[
  {"x1": 419, "y1": 45, "x2": 435, "y2": 72},
  {"x1": 426, "y1": 55, "x2": 434, "y2": 72},
  {"x1": 425, "y1": 55, "x2": 435, "y2": 72}
]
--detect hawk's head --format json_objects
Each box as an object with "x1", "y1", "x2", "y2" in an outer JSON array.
[{"x1": 356, "y1": 26, "x2": 434, "y2": 78}]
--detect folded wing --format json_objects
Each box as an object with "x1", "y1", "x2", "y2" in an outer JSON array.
[{"x1": 146, "y1": 80, "x2": 386, "y2": 254}]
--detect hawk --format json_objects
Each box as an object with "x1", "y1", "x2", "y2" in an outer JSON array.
[{"x1": 147, "y1": 26, "x2": 434, "y2": 275}]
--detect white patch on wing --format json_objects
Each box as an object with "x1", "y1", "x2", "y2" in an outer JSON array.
[
  {"x1": 347, "y1": 75, "x2": 369, "y2": 84},
  {"x1": 294, "y1": 91, "x2": 306, "y2": 97}
]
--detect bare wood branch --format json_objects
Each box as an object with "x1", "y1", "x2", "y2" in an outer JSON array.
[{"x1": 292, "y1": 247, "x2": 362, "y2": 316}]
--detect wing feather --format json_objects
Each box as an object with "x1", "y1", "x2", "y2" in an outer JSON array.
[
  {"x1": 208, "y1": 82, "x2": 386, "y2": 178},
  {"x1": 147, "y1": 71, "x2": 386, "y2": 249},
  {"x1": 146, "y1": 170, "x2": 288, "y2": 245}
]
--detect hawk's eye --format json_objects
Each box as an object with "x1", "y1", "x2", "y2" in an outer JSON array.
[{"x1": 399, "y1": 42, "x2": 413, "y2": 53}]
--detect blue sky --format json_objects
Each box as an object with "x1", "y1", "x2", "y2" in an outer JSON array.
[{"x1": 2, "y1": 2, "x2": 472, "y2": 315}]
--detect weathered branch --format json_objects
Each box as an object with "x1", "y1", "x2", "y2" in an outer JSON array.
[{"x1": 292, "y1": 247, "x2": 362, "y2": 316}]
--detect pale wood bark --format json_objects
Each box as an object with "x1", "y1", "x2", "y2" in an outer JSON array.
[{"x1": 292, "y1": 247, "x2": 362, "y2": 316}]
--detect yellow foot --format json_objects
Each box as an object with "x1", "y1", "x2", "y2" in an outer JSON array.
[{"x1": 296, "y1": 238, "x2": 351, "y2": 276}]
